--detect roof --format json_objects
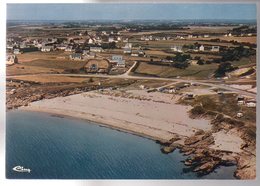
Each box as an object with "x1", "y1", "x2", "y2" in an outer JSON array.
[{"x1": 112, "y1": 55, "x2": 123, "y2": 60}]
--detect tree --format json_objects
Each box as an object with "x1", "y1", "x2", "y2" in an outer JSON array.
[
  {"x1": 214, "y1": 62, "x2": 237, "y2": 77},
  {"x1": 194, "y1": 56, "x2": 201, "y2": 60},
  {"x1": 197, "y1": 59, "x2": 204, "y2": 65}
]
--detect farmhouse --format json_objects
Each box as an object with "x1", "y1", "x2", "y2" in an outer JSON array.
[{"x1": 84, "y1": 59, "x2": 111, "y2": 73}]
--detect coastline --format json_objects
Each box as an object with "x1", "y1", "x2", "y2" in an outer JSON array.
[
  {"x1": 17, "y1": 89, "x2": 255, "y2": 179},
  {"x1": 16, "y1": 108, "x2": 170, "y2": 143}
]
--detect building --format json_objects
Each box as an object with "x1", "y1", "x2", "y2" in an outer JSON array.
[
  {"x1": 70, "y1": 53, "x2": 82, "y2": 60},
  {"x1": 246, "y1": 99, "x2": 256, "y2": 108},
  {"x1": 211, "y1": 46, "x2": 220, "y2": 52},
  {"x1": 247, "y1": 102, "x2": 256, "y2": 108},
  {"x1": 237, "y1": 112, "x2": 243, "y2": 118},
  {"x1": 84, "y1": 59, "x2": 110, "y2": 73},
  {"x1": 88, "y1": 38, "x2": 94, "y2": 44},
  {"x1": 90, "y1": 47, "x2": 103, "y2": 53},
  {"x1": 123, "y1": 43, "x2": 132, "y2": 54},
  {"x1": 199, "y1": 45, "x2": 204, "y2": 51},
  {"x1": 171, "y1": 45, "x2": 183, "y2": 52},
  {"x1": 6, "y1": 55, "x2": 18, "y2": 65},
  {"x1": 13, "y1": 49, "x2": 21, "y2": 55},
  {"x1": 111, "y1": 55, "x2": 125, "y2": 67},
  {"x1": 56, "y1": 45, "x2": 67, "y2": 50},
  {"x1": 108, "y1": 37, "x2": 115, "y2": 42},
  {"x1": 41, "y1": 46, "x2": 53, "y2": 52}
]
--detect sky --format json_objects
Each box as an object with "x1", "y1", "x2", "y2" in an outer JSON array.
[{"x1": 6, "y1": 3, "x2": 257, "y2": 21}]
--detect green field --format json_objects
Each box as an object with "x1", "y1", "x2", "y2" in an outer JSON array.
[{"x1": 134, "y1": 62, "x2": 218, "y2": 79}]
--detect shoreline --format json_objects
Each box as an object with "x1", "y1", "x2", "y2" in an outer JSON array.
[
  {"x1": 15, "y1": 89, "x2": 255, "y2": 179},
  {"x1": 16, "y1": 105, "x2": 240, "y2": 179},
  {"x1": 16, "y1": 108, "x2": 170, "y2": 143}
]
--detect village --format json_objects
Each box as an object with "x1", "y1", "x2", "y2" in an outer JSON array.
[{"x1": 5, "y1": 20, "x2": 257, "y2": 179}]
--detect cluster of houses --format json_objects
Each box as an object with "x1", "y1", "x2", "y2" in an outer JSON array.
[
  {"x1": 140, "y1": 34, "x2": 215, "y2": 41},
  {"x1": 123, "y1": 43, "x2": 145, "y2": 57},
  {"x1": 171, "y1": 44, "x2": 220, "y2": 53},
  {"x1": 237, "y1": 95, "x2": 256, "y2": 108},
  {"x1": 139, "y1": 33, "x2": 231, "y2": 42},
  {"x1": 235, "y1": 95, "x2": 256, "y2": 118}
]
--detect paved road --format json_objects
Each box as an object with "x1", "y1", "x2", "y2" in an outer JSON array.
[{"x1": 7, "y1": 61, "x2": 256, "y2": 98}]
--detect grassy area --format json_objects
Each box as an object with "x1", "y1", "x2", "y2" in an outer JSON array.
[
  {"x1": 9, "y1": 75, "x2": 92, "y2": 83},
  {"x1": 134, "y1": 62, "x2": 218, "y2": 79},
  {"x1": 22, "y1": 59, "x2": 86, "y2": 70},
  {"x1": 230, "y1": 56, "x2": 256, "y2": 68},
  {"x1": 180, "y1": 93, "x2": 256, "y2": 124}
]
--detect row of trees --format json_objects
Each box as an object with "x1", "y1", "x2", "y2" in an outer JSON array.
[{"x1": 212, "y1": 45, "x2": 255, "y2": 63}]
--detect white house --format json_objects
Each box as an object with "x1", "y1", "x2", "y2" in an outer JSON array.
[
  {"x1": 108, "y1": 37, "x2": 115, "y2": 42},
  {"x1": 111, "y1": 55, "x2": 125, "y2": 67},
  {"x1": 211, "y1": 46, "x2": 220, "y2": 52},
  {"x1": 56, "y1": 45, "x2": 67, "y2": 50},
  {"x1": 123, "y1": 43, "x2": 132, "y2": 54},
  {"x1": 247, "y1": 102, "x2": 256, "y2": 108},
  {"x1": 237, "y1": 112, "x2": 243, "y2": 118},
  {"x1": 171, "y1": 45, "x2": 183, "y2": 52},
  {"x1": 88, "y1": 38, "x2": 94, "y2": 44},
  {"x1": 199, "y1": 45, "x2": 204, "y2": 51}
]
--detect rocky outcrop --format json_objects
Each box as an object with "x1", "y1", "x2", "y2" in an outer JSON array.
[
  {"x1": 235, "y1": 152, "x2": 256, "y2": 179},
  {"x1": 161, "y1": 143, "x2": 179, "y2": 154}
]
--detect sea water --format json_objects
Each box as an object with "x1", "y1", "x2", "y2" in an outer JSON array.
[{"x1": 6, "y1": 110, "x2": 236, "y2": 179}]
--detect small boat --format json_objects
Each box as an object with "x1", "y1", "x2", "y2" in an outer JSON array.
[{"x1": 12, "y1": 166, "x2": 31, "y2": 173}]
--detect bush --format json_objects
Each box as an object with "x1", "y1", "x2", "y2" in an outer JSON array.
[
  {"x1": 190, "y1": 105, "x2": 205, "y2": 115},
  {"x1": 197, "y1": 59, "x2": 204, "y2": 65},
  {"x1": 214, "y1": 62, "x2": 237, "y2": 77}
]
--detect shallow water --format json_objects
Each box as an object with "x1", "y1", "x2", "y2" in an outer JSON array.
[{"x1": 6, "y1": 110, "x2": 236, "y2": 179}]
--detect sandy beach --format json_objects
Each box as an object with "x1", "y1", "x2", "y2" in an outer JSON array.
[
  {"x1": 20, "y1": 89, "x2": 211, "y2": 140},
  {"x1": 20, "y1": 88, "x2": 243, "y2": 153}
]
